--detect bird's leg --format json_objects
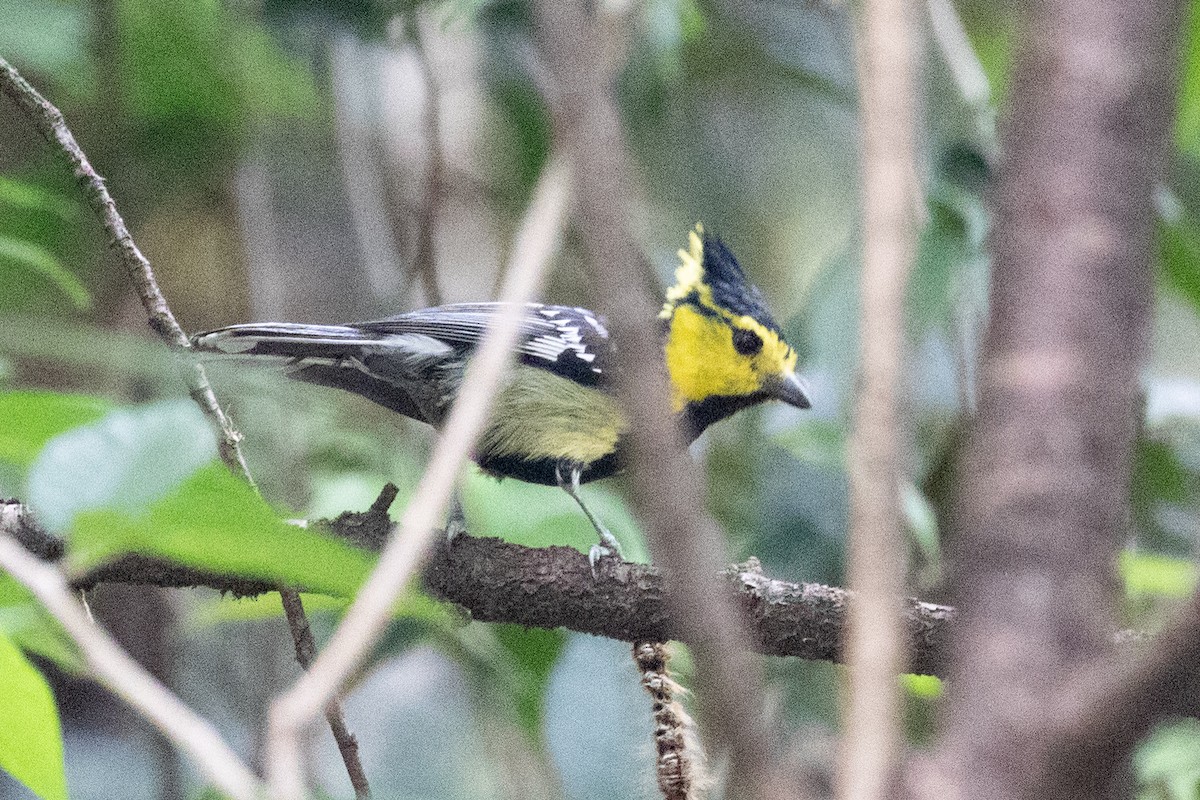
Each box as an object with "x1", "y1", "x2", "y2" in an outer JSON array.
[{"x1": 555, "y1": 463, "x2": 622, "y2": 576}]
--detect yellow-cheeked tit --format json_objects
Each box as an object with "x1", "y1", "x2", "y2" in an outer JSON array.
[{"x1": 192, "y1": 225, "x2": 810, "y2": 565}]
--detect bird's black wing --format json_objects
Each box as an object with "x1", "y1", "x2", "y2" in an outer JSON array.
[
  {"x1": 191, "y1": 303, "x2": 617, "y2": 426},
  {"x1": 357, "y1": 302, "x2": 615, "y2": 388}
]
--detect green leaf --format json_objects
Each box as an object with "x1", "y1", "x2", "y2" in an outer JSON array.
[
  {"x1": 0, "y1": 632, "x2": 68, "y2": 800},
  {"x1": 0, "y1": 177, "x2": 75, "y2": 219},
  {"x1": 234, "y1": 23, "x2": 319, "y2": 118},
  {"x1": 69, "y1": 464, "x2": 375, "y2": 597},
  {"x1": 21, "y1": 396, "x2": 374, "y2": 596},
  {"x1": 0, "y1": 392, "x2": 111, "y2": 468},
  {"x1": 961, "y1": 9, "x2": 1015, "y2": 104},
  {"x1": 0, "y1": 0, "x2": 95, "y2": 97},
  {"x1": 902, "y1": 483, "x2": 940, "y2": 567},
  {"x1": 0, "y1": 236, "x2": 90, "y2": 309},
  {"x1": 1130, "y1": 435, "x2": 1196, "y2": 552},
  {"x1": 186, "y1": 592, "x2": 348, "y2": 627},
  {"x1": 118, "y1": 0, "x2": 315, "y2": 123},
  {"x1": 1159, "y1": 215, "x2": 1200, "y2": 313},
  {"x1": 27, "y1": 399, "x2": 217, "y2": 532},
  {"x1": 909, "y1": 200, "x2": 972, "y2": 330},
  {"x1": 186, "y1": 586, "x2": 445, "y2": 629},
  {"x1": 1120, "y1": 551, "x2": 1199, "y2": 599},
  {"x1": 1136, "y1": 718, "x2": 1200, "y2": 800},
  {"x1": 1134, "y1": 438, "x2": 1191, "y2": 506},
  {"x1": 1177, "y1": 0, "x2": 1200, "y2": 156}
]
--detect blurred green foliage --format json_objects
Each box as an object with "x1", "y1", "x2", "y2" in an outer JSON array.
[
  {"x1": 0, "y1": 392, "x2": 111, "y2": 468},
  {"x1": 1136, "y1": 718, "x2": 1200, "y2": 800}
]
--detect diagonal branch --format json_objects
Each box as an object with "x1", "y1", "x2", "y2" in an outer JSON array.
[
  {"x1": 264, "y1": 151, "x2": 572, "y2": 800},
  {"x1": 0, "y1": 57, "x2": 249, "y2": 476},
  {"x1": 1049, "y1": 589, "x2": 1200, "y2": 786}
]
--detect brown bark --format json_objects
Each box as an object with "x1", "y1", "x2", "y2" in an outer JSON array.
[
  {"x1": 929, "y1": 0, "x2": 1184, "y2": 796},
  {"x1": 3, "y1": 498, "x2": 956, "y2": 672}
]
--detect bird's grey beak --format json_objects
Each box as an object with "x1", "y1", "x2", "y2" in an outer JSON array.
[{"x1": 769, "y1": 371, "x2": 812, "y2": 409}]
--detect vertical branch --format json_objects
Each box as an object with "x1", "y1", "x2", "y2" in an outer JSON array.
[
  {"x1": 932, "y1": 0, "x2": 1183, "y2": 796},
  {"x1": 530, "y1": 4, "x2": 779, "y2": 799},
  {"x1": 838, "y1": 0, "x2": 919, "y2": 795},
  {"x1": 634, "y1": 641, "x2": 698, "y2": 800}
]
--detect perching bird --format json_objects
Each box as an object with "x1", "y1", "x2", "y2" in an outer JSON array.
[{"x1": 192, "y1": 225, "x2": 810, "y2": 567}]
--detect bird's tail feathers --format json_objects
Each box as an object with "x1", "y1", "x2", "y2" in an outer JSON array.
[{"x1": 190, "y1": 323, "x2": 383, "y2": 362}]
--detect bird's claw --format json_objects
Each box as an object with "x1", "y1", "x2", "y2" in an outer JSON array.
[
  {"x1": 445, "y1": 515, "x2": 467, "y2": 544},
  {"x1": 588, "y1": 543, "x2": 617, "y2": 579},
  {"x1": 587, "y1": 529, "x2": 623, "y2": 578}
]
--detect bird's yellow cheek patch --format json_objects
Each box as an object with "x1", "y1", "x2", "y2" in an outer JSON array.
[{"x1": 664, "y1": 305, "x2": 762, "y2": 410}]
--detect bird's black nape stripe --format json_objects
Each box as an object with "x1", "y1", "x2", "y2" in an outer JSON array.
[
  {"x1": 678, "y1": 290, "x2": 722, "y2": 319},
  {"x1": 700, "y1": 233, "x2": 779, "y2": 331}
]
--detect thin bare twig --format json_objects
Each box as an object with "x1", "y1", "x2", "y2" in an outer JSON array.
[
  {"x1": 0, "y1": 535, "x2": 264, "y2": 800},
  {"x1": 0, "y1": 55, "x2": 370, "y2": 796},
  {"x1": 279, "y1": 590, "x2": 370, "y2": 798},
  {"x1": 265, "y1": 152, "x2": 573, "y2": 800},
  {"x1": 0, "y1": 55, "x2": 251, "y2": 475},
  {"x1": 839, "y1": 0, "x2": 918, "y2": 795}
]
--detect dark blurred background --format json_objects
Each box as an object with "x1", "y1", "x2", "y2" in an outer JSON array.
[{"x1": 2, "y1": 0, "x2": 1200, "y2": 798}]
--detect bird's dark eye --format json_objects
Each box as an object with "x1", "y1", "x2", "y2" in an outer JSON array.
[{"x1": 732, "y1": 328, "x2": 763, "y2": 356}]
